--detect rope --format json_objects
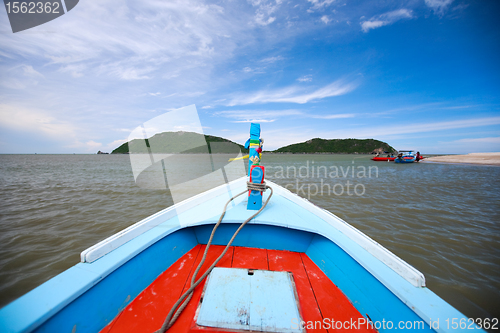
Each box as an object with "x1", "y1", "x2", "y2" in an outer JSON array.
[
  {"x1": 246, "y1": 181, "x2": 267, "y2": 192},
  {"x1": 155, "y1": 181, "x2": 273, "y2": 333}
]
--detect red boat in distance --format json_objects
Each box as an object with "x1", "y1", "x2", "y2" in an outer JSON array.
[{"x1": 371, "y1": 156, "x2": 396, "y2": 161}]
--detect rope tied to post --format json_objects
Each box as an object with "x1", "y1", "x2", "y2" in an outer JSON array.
[
  {"x1": 155, "y1": 182, "x2": 272, "y2": 333},
  {"x1": 246, "y1": 180, "x2": 267, "y2": 192}
]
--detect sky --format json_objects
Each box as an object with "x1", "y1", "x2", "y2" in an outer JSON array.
[{"x1": 0, "y1": 0, "x2": 499, "y2": 154}]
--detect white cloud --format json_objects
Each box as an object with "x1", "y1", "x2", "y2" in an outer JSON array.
[
  {"x1": 391, "y1": 117, "x2": 500, "y2": 135},
  {"x1": 428, "y1": 136, "x2": 500, "y2": 154},
  {"x1": 425, "y1": 0, "x2": 454, "y2": 15},
  {"x1": 260, "y1": 56, "x2": 284, "y2": 63},
  {"x1": 22, "y1": 65, "x2": 44, "y2": 78},
  {"x1": 0, "y1": 64, "x2": 45, "y2": 90},
  {"x1": 86, "y1": 140, "x2": 102, "y2": 149},
  {"x1": 214, "y1": 109, "x2": 303, "y2": 123},
  {"x1": 320, "y1": 15, "x2": 331, "y2": 24},
  {"x1": 324, "y1": 116, "x2": 500, "y2": 140},
  {"x1": 232, "y1": 119, "x2": 276, "y2": 123},
  {"x1": 104, "y1": 139, "x2": 128, "y2": 152},
  {"x1": 58, "y1": 64, "x2": 86, "y2": 78},
  {"x1": 256, "y1": 15, "x2": 276, "y2": 25},
  {"x1": 0, "y1": 78, "x2": 27, "y2": 90},
  {"x1": 307, "y1": 0, "x2": 335, "y2": 10},
  {"x1": 108, "y1": 65, "x2": 156, "y2": 81},
  {"x1": 248, "y1": 0, "x2": 281, "y2": 26},
  {"x1": 0, "y1": 104, "x2": 77, "y2": 140},
  {"x1": 297, "y1": 75, "x2": 312, "y2": 82},
  {"x1": 227, "y1": 79, "x2": 359, "y2": 105},
  {"x1": 242, "y1": 66, "x2": 266, "y2": 75},
  {"x1": 361, "y1": 20, "x2": 385, "y2": 32},
  {"x1": 311, "y1": 113, "x2": 355, "y2": 119},
  {"x1": 361, "y1": 9, "x2": 413, "y2": 32},
  {"x1": 213, "y1": 109, "x2": 356, "y2": 123},
  {"x1": 452, "y1": 137, "x2": 500, "y2": 144}
]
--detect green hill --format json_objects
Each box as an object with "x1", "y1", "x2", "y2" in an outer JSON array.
[
  {"x1": 111, "y1": 131, "x2": 248, "y2": 154},
  {"x1": 273, "y1": 138, "x2": 396, "y2": 154},
  {"x1": 112, "y1": 132, "x2": 396, "y2": 155}
]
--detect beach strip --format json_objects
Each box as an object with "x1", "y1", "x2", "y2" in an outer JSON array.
[{"x1": 423, "y1": 152, "x2": 500, "y2": 165}]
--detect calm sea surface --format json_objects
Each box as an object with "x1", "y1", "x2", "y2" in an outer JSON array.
[{"x1": 0, "y1": 154, "x2": 499, "y2": 320}]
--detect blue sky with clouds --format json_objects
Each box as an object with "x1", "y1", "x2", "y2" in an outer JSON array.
[{"x1": 1, "y1": 0, "x2": 499, "y2": 154}]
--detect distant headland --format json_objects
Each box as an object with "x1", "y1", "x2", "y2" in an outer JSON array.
[
  {"x1": 111, "y1": 131, "x2": 247, "y2": 154},
  {"x1": 272, "y1": 138, "x2": 396, "y2": 154},
  {"x1": 110, "y1": 131, "x2": 395, "y2": 155}
]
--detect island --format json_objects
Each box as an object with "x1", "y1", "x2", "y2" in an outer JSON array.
[
  {"x1": 273, "y1": 138, "x2": 396, "y2": 154},
  {"x1": 112, "y1": 131, "x2": 248, "y2": 154},
  {"x1": 112, "y1": 131, "x2": 396, "y2": 155}
]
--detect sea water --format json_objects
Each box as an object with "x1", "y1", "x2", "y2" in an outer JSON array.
[{"x1": 0, "y1": 154, "x2": 499, "y2": 321}]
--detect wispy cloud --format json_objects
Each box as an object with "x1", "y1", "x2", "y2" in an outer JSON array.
[
  {"x1": 385, "y1": 117, "x2": 500, "y2": 136},
  {"x1": 102, "y1": 139, "x2": 128, "y2": 152},
  {"x1": 320, "y1": 15, "x2": 331, "y2": 24},
  {"x1": 22, "y1": 65, "x2": 44, "y2": 78},
  {"x1": 213, "y1": 109, "x2": 303, "y2": 123},
  {"x1": 232, "y1": 119, "x2": 276, "y2": 123},
  {"x1": 324, "y1": 116, "x2": 500, "y2": 140},
  {"x1": 311, "y1": 113, "x2": 355, "y2": 119},
  {"x1": 227, "y1": 79, "x2": 359, "y2": 105},
  {"x1": 248, "y1": 0, "x2": 281, "y2": 26},
  {"x1": 58, "y1": 64, "x2": 86, "y2": 78},
  {"x1": 213, "y1": 109, "x2": 357, "y2": 123},
  {"x1": 260, "y1": 56, "x2": 284, "y2": 63},
  {"x1": 452, "y1": 137, "x2": 500, "y2": 144},
  {"x1": 297, "y1": 75, "x2": 312, "y2": 82},
  {"x1": 86, "y1": 140, "x2": 102, "y2": 149},
  {"x1": 439, "y1": 105, "x2": 475, "y2": 110},
  {"x1": 428, "y1": 136, "x2": 500, "y2": 154},
  {"x1": 307, "y1": 0, "x2": 335, "y2": 11},
  {"x1": 242, "y1": 66, "x2": 267, "y2": 74},
  {"x1": 425, "y1": 0, "x2": 454, "y2": 15},
  {"x1": 1, "y1": 64, "x2": 45, "y2": 90},
  {"x1": 361, "y1": 9, "x2": 413, "y2": 32},
  {"x1": 0, "y1": 104, "x2": 77, "y2": 141}
]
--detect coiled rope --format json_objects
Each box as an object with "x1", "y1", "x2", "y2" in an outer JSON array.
[{"x1": 155, "y1": 181, "x2": 273, "y2": 333}]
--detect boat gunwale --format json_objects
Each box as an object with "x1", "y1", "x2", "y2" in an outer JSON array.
[{"x1": 80, "y1": 176, "x2": 425, "y2": 288}]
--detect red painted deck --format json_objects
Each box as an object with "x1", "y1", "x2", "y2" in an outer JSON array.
[{"x1": 101, "y1": 245, "x2": 376, "y2": 333}]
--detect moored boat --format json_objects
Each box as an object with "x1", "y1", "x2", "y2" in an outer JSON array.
[
  {"x1": 371, "y1": 156, "x2": 396, "y2": 162},
  {"x1": 395, "y1": 150, "x2": 417, "y2": 163},
  {"x1": 0, "y1": 124, "x2": 480, "y2": 333}
]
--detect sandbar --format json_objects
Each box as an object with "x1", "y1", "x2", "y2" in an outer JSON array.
[{"x1": 423, "y1": 152, "x2": 500, "y2": 165}]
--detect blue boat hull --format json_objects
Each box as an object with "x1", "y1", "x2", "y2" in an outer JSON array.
[{"x1": 395, "y1": 157, "x2": 416, "y2": 163}]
